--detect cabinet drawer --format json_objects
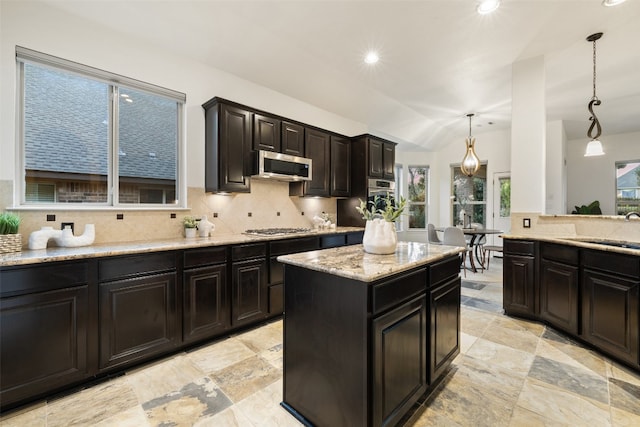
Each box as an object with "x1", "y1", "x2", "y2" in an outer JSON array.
[
  {"x1": 0, "y1": 261, "x2": 89, "y2": 298},
  {"x1": 430, "y1": 256, "x2": 460, "y2": 287},
  {"x1": 270, "y1": 237, "x2": 319, "y2": 257},
  {"x1": 320, "y1": 234, "x2": 346, "y2": 248},
  {"x1": 372, "y1": 268, "x2": 427, "y2": 315},
  {"x1": 541, "y1": 243, "x2": 578, "y2": 265},
  {"x1": 231, "y1": 243, "x2": 267, "y2": 261},
  {"x1": 504, "y1": 240, "x2": 536, "y2": 256},
  {"x1": 98, "y1": 252, "x2": 176, "y2": 282},
  {"x1": 184, "y1": 246, "x2": 227, "y2": 269},
  {"x1": 583, "y1": 249, "x2": 640, "y2": 279}
]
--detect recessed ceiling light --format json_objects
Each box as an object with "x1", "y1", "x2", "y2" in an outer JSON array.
[
  {"x1": 602, "y1": 0, "x2": 626, "y2": 6},
  {"x1": 477, "y1": 0, "x2": 501, "y2": 15},
  {"x1": 364, "y1": 51, "x2": 379, "y2": 64}
]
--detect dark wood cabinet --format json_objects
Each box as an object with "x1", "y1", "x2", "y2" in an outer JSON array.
[
  {"x1": 183, "y1": 247, "x2": 229, "y2": 344},
  {"x1": 0, "y1": 282, "x2": 89, "y2": 409},
  {"x1": 373, "y1": 295, "x2": 427, "y2": 427},
  {"x1": 367, "y1": 138, "x2": 395, "y2": 180},
  {"x1": 429, "y1": 277, "x2": 461, "y2": 383},
  {"x1": 582, "y1": 250, "x2": 639, "y2": 366},
  {"x1": 281, "y1": 120, "x2": 304, "y2": 157},
  {"x1": 231, "y1": 243, "x2": 268, "y2": 327},
  {"x1": 503, "y1": 240, "x2": 537, "y2": 317},
  {"x1": 302, "y1": 128, "x2": 331, "y2": 197},
  {"x1": 330, "y1": 135, "x2": 351, "y2": 197},
  {"x1": 539, "y1": 243, "x2": 579, "y2": 334},
  {"x1": 382, "y1": 141, "x2": 395, "y2": 180},
  {"x1": 203, "y1": 98, "x2": 252, "y2": 193},
  {"x1": 253, "y1": 113, "x2": 281, "y2": 152}
]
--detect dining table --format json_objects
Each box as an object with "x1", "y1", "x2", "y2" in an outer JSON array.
[{"x1": 436, "y1": 227, "x2": 503, "y2": 273}]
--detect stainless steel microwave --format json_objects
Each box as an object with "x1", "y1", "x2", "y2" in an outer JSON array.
[{"x1": 252, "y1": 150, "x2": 312, "y2": 182}]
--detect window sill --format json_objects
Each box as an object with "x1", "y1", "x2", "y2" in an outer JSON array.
[{"x1": 9, "y1": 205, "x2": 190, "y2": 212}]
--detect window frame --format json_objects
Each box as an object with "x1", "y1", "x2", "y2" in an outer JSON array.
[
  {"x1": 15, "y1": 46, "x2": 187, "y2": 210},
  {"x1": 615, "y1": 159, "x2": 640, "y2": 215},
  {"x1": 451, "y1": 163, "x2": 488, "y2": 227},
  {"x1": 406, "y1": 165, "x2": 429, "y2": 230}
]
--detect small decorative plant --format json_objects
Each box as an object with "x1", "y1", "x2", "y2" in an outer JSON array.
[
  {"x1": 182, "y1": 216, "x2": 198, "y2": 229},
  {"x1": 571, "y1": 200, "x2": 602, "y2": 215},
  {"x1": 356, "y1": 195, "x2": 406, "y2": 222},
  {"x1": 0, "y1": 212, "x2": 21, "y2": 234}
]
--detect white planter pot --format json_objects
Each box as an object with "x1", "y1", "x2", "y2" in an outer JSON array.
[
  {"x1": 184, "y1": 227, "x2": 197, "y2": 238},
  {"x1": 362, "y1": 219, "x2": 397, "y2": 254}
]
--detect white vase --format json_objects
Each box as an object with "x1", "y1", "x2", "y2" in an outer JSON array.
[
  {"x1": 362, "y1": 219, "x2": 398, "y2": 254},
  {"x1": 184, "y1": 227, "x2": 197, "y2": 238}
]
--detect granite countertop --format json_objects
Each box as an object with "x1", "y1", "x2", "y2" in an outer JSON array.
[
  {"x1": 277, "y1": 241, "x2": 464, "y2": 282},
  {"x1": 0, "y1": 227, "x2": 364, "y2": 267},
  {"x1": 502, "y1": 234, "x2": 640, "y2": 256}
]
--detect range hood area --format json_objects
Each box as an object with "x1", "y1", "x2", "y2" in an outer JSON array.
[{"x1": 251, "y1": 150, "x2": 312, "y2": 182}]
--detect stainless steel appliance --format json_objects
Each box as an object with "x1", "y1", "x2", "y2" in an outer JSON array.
[
  {"x1": 367, "y1": 178, "x2": 396, "y2": 211},
  {"x1": 252, "y1": 150, "x2": 312, "y2": 182}
]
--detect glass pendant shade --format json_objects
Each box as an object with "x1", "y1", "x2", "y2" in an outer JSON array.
[
  {"x1": 584, "y1": 139, "x2": 605, "y2": 157},
  {"x1": 461, "y1": 137, "x2": 480, "y2": 176}
]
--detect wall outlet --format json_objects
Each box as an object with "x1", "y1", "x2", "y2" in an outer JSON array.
[
  {"x1": 61, "y1": 222, "x2": 74, "y2": 233},
  {"x1": 523, "y1": 218, "x2": 531, "y2": 228}
]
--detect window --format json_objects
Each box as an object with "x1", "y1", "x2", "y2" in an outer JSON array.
[
  {"x1": 407, "y1": 166, "x2": 428, "y2": 229},
  {"x1": 452, "y1": 164, "x2": 487, "y2": 226},
  {"x1": 17, "y1": 47, "x2": 185, "y2": 207},
  {"x1": 616, "y1": 160, "x2": 640, "y2": 215}
]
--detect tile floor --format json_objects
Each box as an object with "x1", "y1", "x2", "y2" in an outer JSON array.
[{"x1": 1, "y1": 257, "x2": 639, "y2": 426}]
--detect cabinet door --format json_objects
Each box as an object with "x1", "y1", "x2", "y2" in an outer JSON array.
[
  {"x1": 253, "y1": 113, "x2": 281, "y2": 152},
  {"x1": 281, "y1": 121, "x2": 304, "y2": 157},
  {"x1": 304, "y1": 128, "x2": 331, "y2": 197},
  {"x1": 540, "y1": 259, "x2": 579, "y2": 334},
  {"x1": 429, "y1": 277, "x2": 461, "y2": 382},
  {"x1": 0, "y1": 286, "x2": 89, "y2": 408},
  {"x1": 331, "y1": 135, "x2": 351, "y2": 197},
  {"x1": 99, "y1": 272, "x2": 178, "y2": 371},
  {"x1": 503, "y1": 254, "x2": 536, "y2": 317},
  {"x1": 183, "y1": 264, "x2": 228, "y2": 344},
  {"x1": 582, "y1": 269, "x2": 639, "y2": 366},
  {"x1": 368, "y1": 138, "x2": 384, "y2": 178},
  {"x1": 382, "y1": 142, "x2": 395, "y2": 180},
  {"x1": 373, "y1": 295, "x2": 427, "y2": 427},
  {"x1": 219, "y1": 103, "x2": 252, "y2": 192},
  {"x1": 232, "y1": 258, "x2": 268, "y2": 327}
]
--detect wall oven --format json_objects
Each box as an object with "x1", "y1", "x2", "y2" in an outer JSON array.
[{"x1": 367, "y1": 178, "x2": 396, "y2": 211}]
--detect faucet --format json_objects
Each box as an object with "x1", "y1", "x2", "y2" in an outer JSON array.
[{"x1": 625, "y1": 212, "x2": 640, "y2": 221}]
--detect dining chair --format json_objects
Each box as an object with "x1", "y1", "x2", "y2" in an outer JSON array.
[
  {"x1": 427, "y1": 223, "x2": 442, "y2": 245},
  {"x1": 443, "y1": 227, "x2": 471, "y2": 277}
]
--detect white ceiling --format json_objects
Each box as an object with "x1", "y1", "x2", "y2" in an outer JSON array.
[{"x1": 43, "y1": 0, "x2": 640, "y2": 151}]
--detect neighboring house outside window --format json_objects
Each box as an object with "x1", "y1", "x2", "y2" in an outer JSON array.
[
  {"x1": 407, "y1": 166, "x2": 428, "y2": 229},
  {"x1": 616, "y1": 160, "x2": 640, "y2": 215},
  {"x1": 17, "y1": 47, "x2": 185, "y2": 207}
]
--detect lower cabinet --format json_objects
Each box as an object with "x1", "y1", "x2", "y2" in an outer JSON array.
[
  {"x1": 429, "y1": 277, "x2": 461, "y2": 382},
  {"x1": 231, "y1": 243, "x2": 268, "y2": 327},
  {"x1": 0, "y1": 285, "x2": 89, "y2": 408},
  {"x1": 503, "y1": 240, "x2": 537, "y2": 317},
  {"x1": 183, "y1": 264, "x2": 228, "y2": 344},
  {"x1": 99, "y1": 272, "x2": 178, "y2": 371},
  {"x1": 540, "y1": 259, "x2": 579, "y2": 334},
  {"x1": 373, "y1": 295, "x2": 427, "y2": 427},
  {"x1": 582, "y1": 269, "x2": 639, "y2": 366}
]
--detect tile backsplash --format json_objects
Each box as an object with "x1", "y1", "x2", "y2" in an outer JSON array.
[{"x1": 0, "y1": 179, "x2": 337, "y2": 247}]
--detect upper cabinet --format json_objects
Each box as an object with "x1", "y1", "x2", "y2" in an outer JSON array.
[
  {"x1": 330, "y1": 135, "x2": 351, "y2": 197},
  {"x1": 303, "y1": 128, "x2": 331, "y2": 197},
  {"x1": 281, "y1": 121, "x2": 305, "y2": 157},
  {"x1": 203, "y1": 98, "x2": 252, "y2": 193},
  {"x1": 253, "y1": 113, "x2": 281, "y2": 152},
  {"x1": 350, "y1": 134, "x2": 397, "y2": 196}
]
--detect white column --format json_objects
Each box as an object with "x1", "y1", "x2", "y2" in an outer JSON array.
[
  {"x1": 546, "y1": 120, "x2": 567, "y2": 214},
  {"x1": 510, "y1": 56, "x2": 546, "y2": 214}
]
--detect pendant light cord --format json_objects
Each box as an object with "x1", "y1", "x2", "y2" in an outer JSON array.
[
  {"x1": 592, "y1": 38, "x2": 598, "y2": 101},
  {"x1": 587, "y1": 33, "x2": 603, "y2": 140}
]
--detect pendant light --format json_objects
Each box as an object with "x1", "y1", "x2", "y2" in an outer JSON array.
[
  {"x1": 461, "y1": 113, "x2": 481, "y2": 177},
  {"x1": 584, "y1": 32, "x2": 605, "y2": 157}
]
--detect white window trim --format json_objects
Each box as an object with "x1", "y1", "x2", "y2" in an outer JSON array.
[
  {"x1": 15, "y1": 47, "x2": 187, "y2": 209},
  {"x1": 406, "y1": 165, "x2": 429, "y2": 230}
]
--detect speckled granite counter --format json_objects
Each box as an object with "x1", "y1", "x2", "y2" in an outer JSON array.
[
  {"x1": 277, "y1": 240, "x2": 464, "y2": 282},
  {"x1": 0, "y1": 227, "x2": 364, "y2": 267},
  {"x1": 502, "y1": 234, "x2": 640, "y2": 256}
]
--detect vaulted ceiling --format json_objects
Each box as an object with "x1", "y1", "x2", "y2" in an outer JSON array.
[{"x1": 42, "y1": 0, "x2": 640, "y2": 151}]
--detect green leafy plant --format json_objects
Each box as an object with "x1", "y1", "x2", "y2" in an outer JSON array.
[
  {"x1": 182, "y1": 216, "x2": 198, "y2": 229},
  {"x1": 0, "y1": 212, "x2": 21, "y2": 234},
  {"x1": 356, "y1": 195, "x2": 406, "y2": 222},
  {"x1": 571, "y1": 200, "x2": 602, "y2": 215}
]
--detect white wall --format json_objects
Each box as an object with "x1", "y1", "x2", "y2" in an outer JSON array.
[
  {"x1": 566, "y1": 130, "x2": 640, "y2": 215},
  {"x1": 0, "y1": 0, "x2": 366, "y2": 193},
  {"x1": 546, "y1": 120, "x2": 567, "y2": 214},
  {"x1": 396, "y1": 127, "x2": 511, "y2": 243}
]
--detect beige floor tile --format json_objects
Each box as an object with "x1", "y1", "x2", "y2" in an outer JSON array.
[
  {"x1": 211, "y1": 355, "x2": 281, "y2": 403},
  {"x1": 94, "y1": 405, "x2": 149, "y2": 427},
  {"x1": 508, "y1": 405, "x2": 568, "y2": 427},
  {"x1": 607, "y1": 360, "x2": 640, "y2": 387},
  {"x1": 193, "y1": 406, "x2": 255, "y2": 427},
  {"x1": 0, "y1": 401, "x2": 46, "y2": 426},
  {"x1": 481, "y1": 320, "x2": 540, "y2": 354},
  {"x1": 234, "y1": 379, "x2": 303, "y2": 427},
  {"x1": 465, "y1": 337, "x2": 535, "y2": 378},
  {"x1": 188, "y1": 336, "x2": 256, "y2": 374},
  {"x1": 610, "y1": 406, "x2": 640, "y2": 427},
  {"x1": 459, "y1": 331, "x2": 478, "y2": 354},
  {"x1": 536, "y1": 339, "x2": 606, "y2": 378},
  {"x1": 236, "y1": 322, "x2": 283, "y2": 353}
]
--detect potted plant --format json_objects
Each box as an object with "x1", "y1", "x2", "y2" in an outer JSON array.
[
  {"x1": 182, "y1": 216, "x2": 198, "y2": 238},
  {"x1": 0, "y1": 212, "x2": 22, "y2": 253},
  {"x1": 356, "y1": 195, "x2": 406, "y2": 254}
]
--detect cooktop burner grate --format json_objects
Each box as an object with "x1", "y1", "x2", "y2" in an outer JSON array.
[{"x1": 244, "y1": 227, "x2": 312, "y2": 236}]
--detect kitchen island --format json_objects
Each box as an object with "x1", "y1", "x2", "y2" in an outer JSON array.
[{"x1": 278, "y1": 242, "x2": 464, "y2": 427}]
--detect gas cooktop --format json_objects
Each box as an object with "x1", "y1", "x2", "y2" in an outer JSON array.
[{"x1": 244, "y1": 227, "x2": 312, "y2": 236}]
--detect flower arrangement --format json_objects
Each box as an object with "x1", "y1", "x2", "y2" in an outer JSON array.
[
  {"x1": 182, "y1": 216, "x2": 198, "y2": 229},
  {"x1": 356, "y1": 195, "x2": 406, "y2": 222}
]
